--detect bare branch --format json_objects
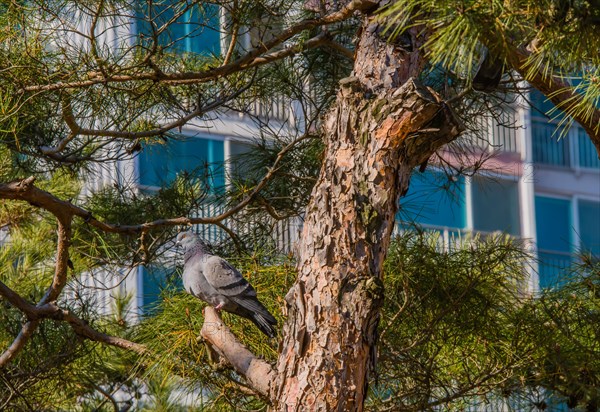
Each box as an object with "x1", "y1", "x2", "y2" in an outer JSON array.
[
  {"x1": 39, "y1": 95, "x2": 79, "y2": 156},
  {"x1": 0, "y1": 279, "x2": 147, "y2": 359},
  {"x1": 89, "y1": 0, "x2": 108, "y2": 79},
  {"x1": 0, "y1": 205, "x2": 72, "y2": 366},
  {"x1": 39, "y1": 218, "x2": 71, "y2": 305},
  {"x1": 22, "y1": 0, "x2": 373, "y2": 93},
  {"x1": 58, "y1": 309, "x2": 147, "y2": 355},
  {"x1": 321, "y1": 37, "x2": 355, "y2": 60},
  {"x1": 0, "y1": 134, "x2": 310, "y2": 235},
  {"x1": 87, "y1": 382, "x2": 120, "y2": 412},
  {"x1": 200, "y1": 307, "x2": 275, "y2": 399},
  {"x1": 56, "y1": 80, "x2": 253, "y2": 140},
  {"x1": 222, "y1": 20, "x2": 240, "y2": 67},
  {"x1": 0, "y1": 280, "x2": 39, "y2": 316}
]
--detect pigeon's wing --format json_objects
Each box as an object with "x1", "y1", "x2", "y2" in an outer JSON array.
[
  {"x1": 182, "y1": 254, "x2": 214, "y2": 302},
  {"x1": 203, "y1": 256, "x2": 278, "y2": 338},
  {"x1": 202, "y1": 256, "x2": 256, "y2": 297}
]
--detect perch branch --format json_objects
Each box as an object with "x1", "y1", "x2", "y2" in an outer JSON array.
[{"x1": 201, "y1": 307, "x2": 275, "y2": 399}]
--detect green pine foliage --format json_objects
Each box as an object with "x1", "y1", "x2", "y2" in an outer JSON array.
[
  {"x1": 0, "y1": 284, "x2": 141, "y2": 410},
  {"x1": 133, "y1": 257, "x2": 292, "y2": 410},
  {"x1": 381, "y1": 0, "x2": 600, "y2": 126},
  {"x1": 518, "y1": 257, "x2": 600, "y2": 410},
  {"x1": 370, "y1": 231, "x2": 532, "y2": 410},
  {"x1": 2, "y1": 195, "x2": 600, "y2": 410},
  {"x1": 75, "y1": 174, "x2": 208, "y2": 266}
]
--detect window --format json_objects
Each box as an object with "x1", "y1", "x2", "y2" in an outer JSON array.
[
  {"x1": 531, "y1": 121, "x2": 571, "y2": 167},
  {"x1": 535, "y1": 196, "x2": 572, "y2": 253},
  {"x1": 530, "y1": 90, "x2": 562, "y2": 117},
  {"x1": 578, "y1": 200, "x2": 600, "y2": 255},
  {"x1": 399, "y1": 170, "x2": 466, "y2": 229},
  {"x1": 140, "y1": 266, "x2": 170, "y2": 314},
  {"x1": 535, "y1": 196, "x2": 573, "y2": 288},
  {"x1": 137, "y1": 1, "x2": 220, "y2": 55},
  {"x1": 530, "y1": 90, "x2": 569, "y2": 167},
  {"x1": 138, "y1": 136, "x2": 225, "y2": 191},
  {"x1": 578, "y1": 128, "x2": 600, "y2": 169},
  {"x1": 471, "y1": 176, "x2": 521, "y2": 236},
  {"x1": 228, "y1": 140, "x2": 253, "y2": 181},
  {"x1": 530, "y1": 90, "x2": 599, "y2": 170}
]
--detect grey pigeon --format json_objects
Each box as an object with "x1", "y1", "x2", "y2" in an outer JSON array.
[{"x1": 176, "y1": 231, "x2": 277, "y2": 338}]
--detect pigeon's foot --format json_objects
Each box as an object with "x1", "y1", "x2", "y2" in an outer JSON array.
[{"x1": 214, "y1": 303, "x2": 224, "y2": 311}]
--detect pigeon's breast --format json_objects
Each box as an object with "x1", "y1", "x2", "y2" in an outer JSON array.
[{"x1": 182, "y1": 254, "x2": 226, "y2": 307}]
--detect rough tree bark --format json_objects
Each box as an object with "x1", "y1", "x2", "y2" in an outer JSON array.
[{"x1": 271, "y1": 5, "x2": 463, "y2": 411}]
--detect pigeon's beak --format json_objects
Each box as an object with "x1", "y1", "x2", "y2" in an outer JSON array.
[{"x1": 175, "y1": 240, "x2": 181, "y2": 247}]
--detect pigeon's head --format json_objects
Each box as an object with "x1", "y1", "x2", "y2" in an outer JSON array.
[
  {"x1": 175, "y1": 230, "x2": 211, "y2": 254},
  {"x1": 176, "y1": 231, "x2": 198, "y2": 249}
]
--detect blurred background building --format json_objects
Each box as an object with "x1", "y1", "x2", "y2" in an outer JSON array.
[{"x1": 56, "y1": 1, "x2": 599, "y2": 317}]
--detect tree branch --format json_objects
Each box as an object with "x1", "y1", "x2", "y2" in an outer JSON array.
[
  {"x1": 0, "y1": 134, "x2": 306, "y2": 365},
  {"x1": 321, "y1": 37, "x2": 355, "y2": 60},
  {"x1": 0, "y1": 135, "x2": 310, "y2": 235},
  {"x1": 0, "y1": 280, "x2": 39, "y2": 316},
  {"x1": 0, "y1": 321, "x2": 40, "y2": 368},
  {"x1": 87, "y1": 382, "x2": 120, "y2": 412},
  {"x1": 58, "y1": 309, "x2": 147, "y2": 355},
  {"x1": 504, "y1": 46, "x2": 600, "y2": 158},
  {"x1": 55, "y1": 79, "x2": 254, "y2": 140},
  {"x1": 39, "y1": 218, "x2": 71, "y2": 305},
  {"x1": 200, "y1": 307, "x2": 275, "y2": 399},
  {"x1": 0, "y1": 279, "x2": 147, "y2": 360},
  {"x1": 0, "y1": 206, "x2": 72, "y2": 367},
  {"x1": 22, "y1": 0, "x2": 374, "y2": 93},
  {"x1": 222, "y1": 20, "x2": 240, "y2": 67}
]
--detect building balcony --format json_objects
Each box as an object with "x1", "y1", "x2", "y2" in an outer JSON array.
[
  {"x1": 461, "y1": 109, "x2": 521, "y2": 156},
  {"x1": 188, "y1": 201, "x2": 301, "y2": 254},
  {"x1": 531, "y1": 119, "x2": 600, "y2": 171}
]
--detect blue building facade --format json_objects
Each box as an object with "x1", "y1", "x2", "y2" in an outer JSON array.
[
  {"x1": 78, "y1": 4, "x2": 600, "y2": 313},
  {"x1": 398, "y1": 90, "x2": 600, "y2": 290}
]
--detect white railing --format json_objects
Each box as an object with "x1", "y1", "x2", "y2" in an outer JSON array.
[
  {"x1": 248, "y1": 94, "x2": 294, "y2": 123},
  {"x1": 577, "y1": 127, "x2": 600, "y2": 169},
  {"x1": 190, "y1": 202, "x2": 301, "y2": 253},
  {"x1": 0, "y1": 226, "x2": 9, "y2": 248},
  {"x1": 537, "y1": 249, "x2": 573, "y2": 288},
  {"x1": 394, "y1": 222, "x2": 506, "y2": 252},
  {"x1": 531, "y1": 117, "x2": 600, "y2": 170},
  {"x1": 491, "y1": 108, "x2": 520, "y2": 153}
]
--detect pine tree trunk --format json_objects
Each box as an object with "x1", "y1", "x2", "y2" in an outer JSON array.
[{"x1": 271, "y1": 5, "x2": 462, "y2": 411}]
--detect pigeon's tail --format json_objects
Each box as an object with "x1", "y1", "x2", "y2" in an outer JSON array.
[
  {"x1": 250, "y1": 312, "x2": 277, "y2": 339},
  {"x1": 233, "y1": 298, "x2": 278, "y2": 338}
]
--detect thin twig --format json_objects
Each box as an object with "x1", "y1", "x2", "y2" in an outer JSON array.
[
  {"x1": 0, "y1": 279, "x2": 147, "y2": 365},
  {"x1": 0, "y1": 135, "x2": 311, "y2": 235},
  {"x1": 23, "y1": 0, "x2": 372, "y2": 93}
]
